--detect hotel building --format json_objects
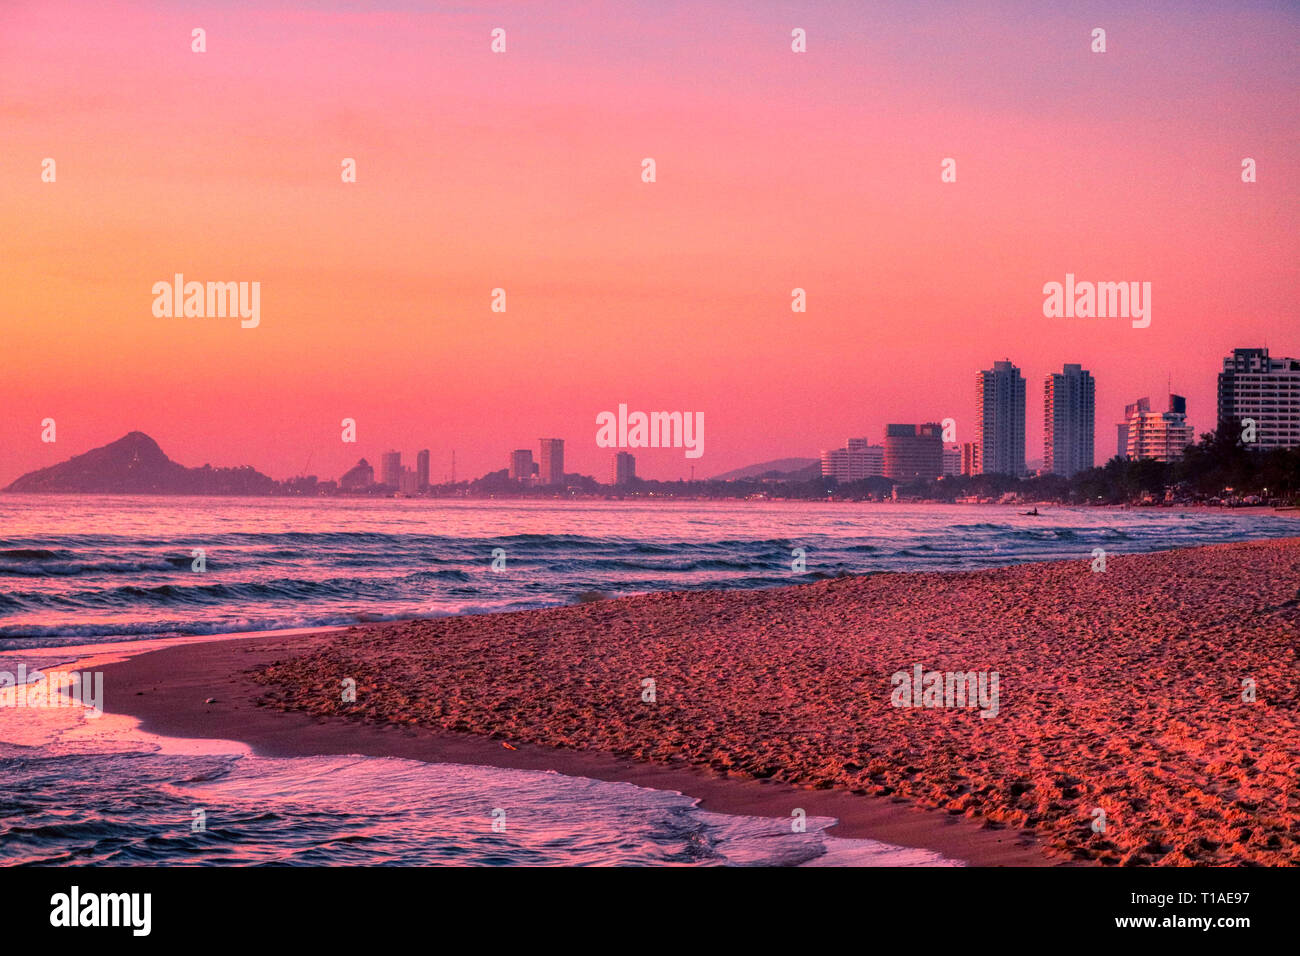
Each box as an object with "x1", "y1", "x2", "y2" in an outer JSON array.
[
  {"x1": 1120, "y1": 395, "x2": 1194, "y2": 462},
  {"x1": 820, "y1": 438, "x2": 884, "y2": 482},
  {"x1": 340, "y1": 458, "x2": 374, "y2": 490},
  {"x1": 1217, "y1": 348, "x2": 1300, "y2": 449},
  {"x1": 883, "y1": 423, "x2": 944, "y2": 480}
]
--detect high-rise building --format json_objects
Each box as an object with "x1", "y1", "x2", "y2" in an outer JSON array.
[
  {"x1": 976, "y1": 360, "x2": 1026, "y2": 476},
  {"x1": 942, "y1": 444, "x2": 962, "y2": 477},
  {"x1": 845, "y1": 438, "x2": 884, "y2": 478},
  {"x1": 1217, "y1": 348, "x2": 1300, "y2": 449},
  {"x1": 882, "y1": 423, "x2": 943, "y2": 480},
  {"x1": 1117, "y1": 397, "x2": 1149, "y2": 459},
  {"x1": 611, "y1": 451, "x2": 636, "y2": 486},
  {"x1": 509, "y1": 449, "x2": 534, "y2": 481},
  {"x1": 539, "y1": 438, "x2": 565, "y2": 485},
  {"x1": 398, "y1": 467, "x2": 419, "y2": 495},
  {"x1": 819, "y1": 439, "x2": 883, "y2": 481},
  {"x1": 1123, "y1": 395, "x2": 1194, "y2": 461},
  {"x1": 1043, "y1": 364, "x2": 1096, "y2": 478},
  {"x1": 380, "y1": 450, "x2": 401, "y2": 488},
  {"x1": 960, "y1": 442, "x2": 980, "y2": 476},
  {"x1": 416, "y1": 449, "x2": 430, "y2": 491}
]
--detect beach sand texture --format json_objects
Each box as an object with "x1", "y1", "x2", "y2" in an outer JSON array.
[{"x1": 236, "y1": 539, "x2": 1295, "y2": 864}]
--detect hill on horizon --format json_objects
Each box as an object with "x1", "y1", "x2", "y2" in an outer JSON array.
[
  {"x1": 710, "y1": 457, "x2": 820, "y2": 482},
  {"x1": 4, "y1": 431, "x2": 276, "y2": 495}
]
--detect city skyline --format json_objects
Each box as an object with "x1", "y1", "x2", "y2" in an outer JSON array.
[
  {"x1": 0, "y1": 326, "x2": 1274, "y2": 488},
  {"x1": 12, "y1": 346, "x2": 1291, "y2": 490},
  {"x1": 2, "y1": 2, "x2": 1296, "y2": 485}
]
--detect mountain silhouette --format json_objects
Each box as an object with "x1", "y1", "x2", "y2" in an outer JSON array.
[
  {"x1": 5, "y1": 431, "x2": 275, "y2": 494},
  {"x1": 710, "y1": 457, "x2": 820, "y2": 481}
]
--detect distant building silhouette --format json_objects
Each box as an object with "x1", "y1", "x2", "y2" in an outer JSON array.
[
  {"x1": 380, "y1": 450, "x2": 401, "y2": 488},
  {"x1": 612, "y1": 451, "x2": 636, "y2": 485},
  {"x1": 509, "y1": 449, "x2": 534, "y2": 481},
  {"x1": 976, "y1": 359, "x2": 1026, "y2": 476},
  {"x1": 1043, "y1": 364, "x2": 1095, "y2": 477},
  {"x1": 416, "y1": 449, "x2": 430, "y2": 491},
  {"x1": 340, "y1": 458, "x2": 375, "y2": 490},
  {"x1": 539, "y1": 438, "x2": 565, "y2": 485}
]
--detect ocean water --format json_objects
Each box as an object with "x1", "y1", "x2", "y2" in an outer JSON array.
[
  {"x1": 3, "y1": 498, "x2": 1295, "y2": 866},
  {"x1": 1, "y1": 495, "x2": 1297, "y2": 648},
  {"x1": 0, "y1": 642, "x2": 956, "y2": 866}
]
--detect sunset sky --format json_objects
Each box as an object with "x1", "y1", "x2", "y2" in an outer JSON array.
[{"x1": 2, "y1": 0, "x2": 1297, "y2": 484}]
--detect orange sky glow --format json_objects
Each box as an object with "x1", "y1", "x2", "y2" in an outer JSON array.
[{"x1": 2, "y1": 0, "x2": 1297, "y2": 483}]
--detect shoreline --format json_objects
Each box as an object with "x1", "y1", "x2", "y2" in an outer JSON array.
[
  {"x1": 85, "y1": 536, "x2": 1300, "y2": 866},
  {"x1": 4, "y1": 490, "x2": 1296, "y2": 511},
  {"x1": 94, "y1": 632, "x2": 1046, "y2": 865}
]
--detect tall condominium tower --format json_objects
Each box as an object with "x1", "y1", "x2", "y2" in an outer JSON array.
[
  {"x1": 976, "y1": 360, "x2": 1026, "y2": 476},
  {"x1": 416, "y1": 449, "x2": 430, "y2": 491},
  {"x1": 509, "y1": 449, "x2": 534, "y2": 481},
  {"x1": 1043, "y1": 364, "x2": 1096, "y2": 477},
  {"x1": 1217, "y1": 348, "x2": 1300, "y2": 449},
  {"x1": 611, "y1": 451, "x2": 636, "y2": 486},
  {"x1": 538, "y1": 438, "x2": 565, "y2": 485},
  {"x1": 380, "y1": 450, "x2": 402, "y2": 488}
]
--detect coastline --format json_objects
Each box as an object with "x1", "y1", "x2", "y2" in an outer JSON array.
[
  {"x1": 95, "y1": 537, "x2": 1300, "y2": 867},
  {"x1": 95, "y1": 632, "x2": 1045, "y2": 865},
  {"x1": 4, "y1": 490, "x2": 1297, "y2": 509}
]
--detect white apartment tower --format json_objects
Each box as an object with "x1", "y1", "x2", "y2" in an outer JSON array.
[{"x1": 820, "y1": 438, "x2": 884, "y2": 482}]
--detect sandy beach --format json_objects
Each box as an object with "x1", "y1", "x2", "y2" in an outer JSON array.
[{"x1": 100, "y1": 537, "x2": 1300, "y2": 866}]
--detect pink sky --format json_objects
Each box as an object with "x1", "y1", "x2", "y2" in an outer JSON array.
[{"x1": 2, "y1": 0, "x2": 1297, "y2": 484}]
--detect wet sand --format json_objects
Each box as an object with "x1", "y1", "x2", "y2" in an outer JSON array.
[{"x1": 101, "y1": 537, "x2": 1300, "y2": 866}]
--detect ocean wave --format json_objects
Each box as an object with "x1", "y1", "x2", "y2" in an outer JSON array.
[
  {"x1": 0, "y1": 556, "x2": 197, "y2": 577},
  {"x1": 0, "y1": 751, "x2": 954, "y2": 866},
  {"x1": 2, "y1": 503, "x2": 1297, "y2": 646},
  {"x1": 0, "y1": 548, "x2": 63, "y2": 560}
]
